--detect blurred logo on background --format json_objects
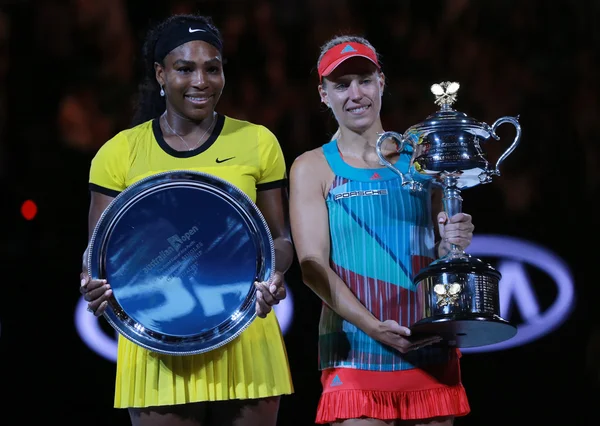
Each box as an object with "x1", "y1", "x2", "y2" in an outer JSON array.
[{"x1": 461, "y1": 235, "x2": 575, "y2": 353}]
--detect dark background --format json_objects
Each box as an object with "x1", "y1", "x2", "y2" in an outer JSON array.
[{"x1": 0, "y1": 0, "x2": 598, "y2": 424}]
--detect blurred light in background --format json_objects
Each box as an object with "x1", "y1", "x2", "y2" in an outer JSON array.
[{"x1": 20, "y1": 199, "x2": 37, "y2": 220}]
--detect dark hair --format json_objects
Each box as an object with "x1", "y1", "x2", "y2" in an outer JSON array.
[{"x1": 130, "y1": 14, "x2": 223, "y2": 126}]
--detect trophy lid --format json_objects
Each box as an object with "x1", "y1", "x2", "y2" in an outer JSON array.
[{"x1": 406, "y1": 82, "x2": 492, "y2": 138}]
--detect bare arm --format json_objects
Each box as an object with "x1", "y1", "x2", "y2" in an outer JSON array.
[
  {"x1": 256, "y1": 186, "x2": 294, "y2": 274},
  {"x1": 82, "y1": 191, "x2": 115, "y2": 268},
  {"x1": 80, "y1": 191, "x2": 115, "y2": 316},
  {"x1": 88, "y1": 192, "x2": 115, "y2": 238},
  {"x1": 289, "y1": 151, "x2": 380, "y2": 335},
  {"x1": 254, "y1": 185, "x2": 294, "y2": 317}
]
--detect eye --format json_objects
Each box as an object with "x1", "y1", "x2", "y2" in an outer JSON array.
[
  {"x1": 207, "y1": 65, "x2": 221, "y2": 74},
  {"x1": 335, "y1": 82, "x2": 349, "y2": 90},
  {"x1": 361, "y1": 78, "x2": 372, "y2": 84},
  {"x1": 176, "y1": 66, "x2": 193, "y2": 73}
]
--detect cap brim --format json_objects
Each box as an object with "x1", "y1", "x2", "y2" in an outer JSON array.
[{"x1": 320, "y1": 54, "x2": 379, "y2": 78}]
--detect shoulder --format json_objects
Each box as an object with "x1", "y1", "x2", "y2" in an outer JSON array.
[
  {"x1": 222, "y1": 116, "x2": 280, "y2": 151},
  {"x1": 293, "y1": 147, "x2": 325, "y2": 167},
  {"x1": 92, "y1": 130, "x2": 128, "y2": 162},
  {"x1": 290, "y1": 146, "x2": 330, "y2": 183},
  {"x1": 122, "y1": 119, "x2": 154, "y2": 136},
  {"x1": 97, "y1": 120, "x2": 152, "y2": 154},
  {"x1": 226, "y1": 115, "x2": 279, "y2": 141},
  {"x1": 224, "y1": 115, "x2": 274, "y2": 136}
]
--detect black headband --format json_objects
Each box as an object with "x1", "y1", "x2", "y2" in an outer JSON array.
[{"x1": 154, "y1": 20, "x2": 223, "y2": 63}]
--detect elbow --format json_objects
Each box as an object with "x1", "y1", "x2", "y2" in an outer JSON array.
[
  {"x1": 299, "y1": 258, "x2": 330, "y2": 292},
  {"x1": 299, "y1": 258, "x2": 335, "y2": 309},
  {"x1": 273, "y1": 235, "x2": 293, "y2": 252},
  {"x1": 298, "y1": 257, "x2": 321, "y2": 285}
]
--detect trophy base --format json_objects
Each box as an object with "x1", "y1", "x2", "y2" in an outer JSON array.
[
  {"x1": 410, "y1": 313, "x2": 517, "y2": 348},
  {"x1": 411, "y1": 251, "x2": 517, "y2": 348}
]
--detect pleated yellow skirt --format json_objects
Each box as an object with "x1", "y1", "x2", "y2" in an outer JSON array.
[{"x1": 113, "y1": 313, "x2": 294, "y2": 408}]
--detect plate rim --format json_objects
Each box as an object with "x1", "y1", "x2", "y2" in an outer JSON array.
[{"x1": 87, "y1": 170, "x2": 274, "y2": 355}]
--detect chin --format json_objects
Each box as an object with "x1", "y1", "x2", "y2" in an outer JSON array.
[
  {"x1": 347, "y1": 120, "x2": 375, "y2": 134},
  {"x1": 186, "y1": 109, "x2": 214, "y2": 122}
]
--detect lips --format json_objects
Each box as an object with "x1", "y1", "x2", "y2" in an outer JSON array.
[
  {"x1": 347, "y1": 104, "x2": 371, "y2": 114},
  {"x1": 185, "y1": 95, "x2": 212, "y2": 106}
]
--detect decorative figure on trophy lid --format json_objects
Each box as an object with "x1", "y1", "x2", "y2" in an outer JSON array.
[
  {"x1": 430, "y1": 81, "x2": 460, "y2": 108},
  {"x1": 374, "y1": 81, "x2": 522, "y2": 348}
]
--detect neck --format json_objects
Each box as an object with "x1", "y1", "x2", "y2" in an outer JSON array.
[
  {"x1": 336, "y1": 121, "x2": 385, "y2": 153},
  {"x1": 163, "y1": 110, "x2": 215, "y2": 136},
  {"x1": 161, "y1": 110, "x2": 217, "y2": 152}
]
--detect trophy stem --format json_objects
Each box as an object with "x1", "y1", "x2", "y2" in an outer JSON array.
[{"x1": 441, "y1": 176, "x2": 466, "y2": 260}]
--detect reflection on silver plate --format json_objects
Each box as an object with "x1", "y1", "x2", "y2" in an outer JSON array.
[{"x1": 88, "y1": 170, "x2": 274, "y2": 355}]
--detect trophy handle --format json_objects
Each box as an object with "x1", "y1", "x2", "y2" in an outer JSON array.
[
  {"x1": 489, "y1": 115, "x2": 522, "y2": 176},
  {"x1": 375, "y1": 131, "x2": 421, "y2": 190}
]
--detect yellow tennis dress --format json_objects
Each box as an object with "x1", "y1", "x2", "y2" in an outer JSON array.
[{"x1": 89, "y1": 114, "x2": 294, "y2": 408}]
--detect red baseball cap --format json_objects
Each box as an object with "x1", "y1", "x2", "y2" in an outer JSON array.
[{"x1": 318, "y1": 42, "x2": 380, "y2": 81}]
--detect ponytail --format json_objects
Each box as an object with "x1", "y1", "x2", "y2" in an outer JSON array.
[{"x1": 330, "y1": 128, "x2": 341, "y2": 142}]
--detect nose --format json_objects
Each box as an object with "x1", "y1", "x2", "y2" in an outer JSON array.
[
  {"x1": 348, "y1": 80, "x2": 363, "y2": 100},
  {"x1": 192, "y1": 70, "x2": 209, "y2": 88}
]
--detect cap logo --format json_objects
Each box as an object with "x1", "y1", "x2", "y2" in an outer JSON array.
[{"x1": 340, "y1": 44, "x2": 357, "y2": 53}]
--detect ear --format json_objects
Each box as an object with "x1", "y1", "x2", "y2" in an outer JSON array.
[
  {"x1": 318, "y1": 84, "x2": 329, "y2": 107},
  {"x1": 378, "y1": 72, "x2": 385, "y2": 96},
  {"x1": 154, "y1": 62, "x2": 165, "y2": 88}
]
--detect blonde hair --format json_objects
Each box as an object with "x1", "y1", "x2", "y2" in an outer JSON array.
[{"x1": 329, "y1": 128, "x2": 341, "y2": 142}]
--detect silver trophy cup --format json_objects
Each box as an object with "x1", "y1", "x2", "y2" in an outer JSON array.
[{"x1": 375, "y1": 81, "x2": 521, "y2": 348}]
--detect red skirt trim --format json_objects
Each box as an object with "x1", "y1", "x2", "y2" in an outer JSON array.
[{"x1": 315, "y1": 361, "x2": 470, "y2": 423}]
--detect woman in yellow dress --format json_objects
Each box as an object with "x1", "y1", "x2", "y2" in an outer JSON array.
[{"x1": 79, "y1": 13, "x2": 294, "y2": 426}]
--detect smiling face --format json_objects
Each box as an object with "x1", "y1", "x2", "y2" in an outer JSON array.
[
  {"x1": 155, "y1": 40, "x2": 225, "y2": 122},
  {"x1": 319, "y1": 57, "x2": 384, "y2": 133}
]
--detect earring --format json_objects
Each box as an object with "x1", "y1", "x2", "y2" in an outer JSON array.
[{"x1": 160, "y1": 85, "x2": 165, "y2": 97}]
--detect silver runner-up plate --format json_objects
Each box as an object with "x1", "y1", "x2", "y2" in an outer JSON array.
[{"x1": 87, "y1": 170, "x2": 274, "y2": 355}]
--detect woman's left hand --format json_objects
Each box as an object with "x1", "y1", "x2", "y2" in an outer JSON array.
[
  {"x1": 254, "y1": 271, "x2": 287, "y2": 318},
  {"x1": 437, "y1": 211, "x2": 475, "y2": 253}
]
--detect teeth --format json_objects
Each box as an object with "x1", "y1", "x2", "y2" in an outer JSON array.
[
  {"x1": 187, "y1": 97, "x2": 208, "y2": 101},
  {"x1": 349, "y1": 106, "x2": 368, "y2": 113}
]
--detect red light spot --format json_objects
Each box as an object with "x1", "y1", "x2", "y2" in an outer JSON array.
[{"x1": 21, "y1": 200, "x2": 37, "y2": 220}]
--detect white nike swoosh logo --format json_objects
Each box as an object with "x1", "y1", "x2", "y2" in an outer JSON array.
[{"x1": 189, "y1": 27, "x2": 206, "y2": 33}]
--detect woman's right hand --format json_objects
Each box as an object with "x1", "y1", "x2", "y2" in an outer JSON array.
[
  {"x1": 369, "y1": 319, "x2": 443, "y2": 353},
  {"x1": 80, "y1": 270, "x2": 112, "y2": 317}
]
